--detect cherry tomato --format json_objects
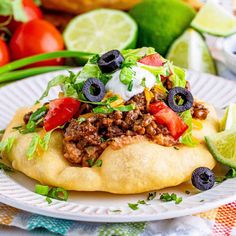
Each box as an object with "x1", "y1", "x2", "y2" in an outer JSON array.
[
  {"x1": 149, "y1": 101, "x2": 188, "y2": 140},
  {"x1": 138, "y1": 53, "x2": 164, "y2": 67},
  {"x1": 9, "y1": 19, "x2": 64, "y2": 67},
  {"x1": 44, "y1": 97, "x2": 81, "y2": 132},
  {"x1": 0, "y1": 0, "x2": 42, "y2": 33},
  {"x1": 0, "y1": 38, "x2": 10, "y2": 66}
]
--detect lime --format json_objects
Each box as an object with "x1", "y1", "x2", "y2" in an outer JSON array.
[
  {"x1": 129, "y1": 0, "x2": 196, "y2": 56},
  {"x1": 191, "y1": 0, "x2": 236, "y2": 36},
  {"x1": 166, "y1": 29, "x2": 216, "y2": 74},
  {"x1": 63, "y1": 8, "x2": 137, "y2": 64},
  {"x1": 220, "y1": 104, "x2": 236, "y2": 131},
  {"x1": 205, "y1": 129, "x2": 236, "y2": 169}
]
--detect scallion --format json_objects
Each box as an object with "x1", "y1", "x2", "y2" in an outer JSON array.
[{"x1": 35, "y1": 184, "x2": 50, "y2": 196}]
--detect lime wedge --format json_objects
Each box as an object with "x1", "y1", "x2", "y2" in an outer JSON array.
[
  {"x1": 205, "y1": 129, "x2": 236, "y2": 169},
  {"x1": 166, "y1": 29, "x2": 216, "y2": 74},
  {"x1": 220, "y1": 103, "x2": 236, "y2": 131},
  {"x1": 63, "y1": 9, "x2": 137, "y2": 57},
  {"x1": 191, "y1": 0, "x2": 236, "y2": 36}
]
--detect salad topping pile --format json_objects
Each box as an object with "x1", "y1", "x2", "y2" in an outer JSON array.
[{"x1": 19, "y1": 48, "x2": 208, "y2": 167}]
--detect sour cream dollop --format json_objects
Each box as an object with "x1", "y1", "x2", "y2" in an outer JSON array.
[{"x1": 105, "y1": 66, "x2": 156, "y2": 101}]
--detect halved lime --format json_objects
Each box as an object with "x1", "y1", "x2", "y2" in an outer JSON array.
[
  {"x1": 191, "y1": 0, "x2": 236, "y2": 36},
  {"x1": 166, "y1": 29, "x2": 216, "y2": 74},
  {"x1": 63, "y1": 9, "x2": 137, "y2": 64},
  {"x1": 220, "y1": 103, "x2": 236, "y2": 131},
  {"x1": 205, "y1": 129, "x2": 236, "y2": 168}
]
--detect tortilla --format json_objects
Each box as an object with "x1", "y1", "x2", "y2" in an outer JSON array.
[{"x1": 1, "y1": 104, "x2": 218, "y2": 194}]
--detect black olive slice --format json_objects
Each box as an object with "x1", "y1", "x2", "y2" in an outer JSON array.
[
  {"x1": 167, "y1": 87, "x2": 193, "y2": 113},
  {"x1": 82, "y1": 78, "x2": 105, "y2": 102},
  {"x1": 98, "y1": 50, "x2": 124, "y2": 73}
]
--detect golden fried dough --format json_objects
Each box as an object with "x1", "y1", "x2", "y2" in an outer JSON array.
[{"x1": 2, "y1": 104, "x2": 218, "y2": 194}]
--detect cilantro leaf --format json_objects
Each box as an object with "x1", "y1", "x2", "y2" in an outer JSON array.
[
  {"x1": 160, "y1": 193, "x2": 182, "y2": 204},
  {"x1": 128, "y1": 203, "x2": 139, "y2": 210}
]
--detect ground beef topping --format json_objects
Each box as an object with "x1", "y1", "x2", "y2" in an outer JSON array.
[{"x1": 63, "y1": 90, "x2": 208, "y2": 167}]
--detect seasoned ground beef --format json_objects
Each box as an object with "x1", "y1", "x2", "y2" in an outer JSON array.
[
  {"x1": 191, "y1": 102, "x2": 209, "y2": 120},
  {"x1": 64, "y1": 92, "x2": 179, "y2": 166}
]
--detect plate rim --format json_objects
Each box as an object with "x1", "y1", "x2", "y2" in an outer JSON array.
[{"x1": 1, "y1": 69, "x2": 236, "y2": 222}]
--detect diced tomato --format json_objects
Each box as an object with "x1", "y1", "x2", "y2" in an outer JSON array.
[
  {"x1": 44, "y1": 97, "x2": 80, "y2": 131},
  {"x1": 149, "y1": 101, "x2": 167, "y2": 115},
  {"x1": 149, "y1": 101, "x2": 188, "y2": 140},
  {"x1": 138, "y1": 53, "x2": 164, "y2": 67}
]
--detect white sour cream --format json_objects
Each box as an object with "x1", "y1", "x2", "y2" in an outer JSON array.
[{"x1": 105, "y1": 66, "x2": 156, "y2": 101}]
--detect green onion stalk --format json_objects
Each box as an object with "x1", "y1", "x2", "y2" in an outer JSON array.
[{"x1": 0, "y1": 50, "x2": 95, "y2": 85}]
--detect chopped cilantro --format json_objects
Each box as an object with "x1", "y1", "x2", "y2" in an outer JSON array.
[
  {"x1": 141, "y1": 78, "x2": 146, "y2": 87},
  {"x1": 147, "y1": 192, "x2": 156, "y2": 201},
  {"x1": 128, "y1": 80, "x2": 133, "y2": 92},
  {"x1": 87, "y1": 159, "x2": 103, "y2": 167},
  {"x1": 215, "y1": 168, "x2": 236, "y2": 184},
  {"x1": 137, "y1": 200, "x2": 147, "y2": 205},
  {"x1": 128, "y1": 203, "x2": 139, "y2": 210},
  {"x1": 110, "y1": 209, "x2": 122, "y2": 213},
  {"x1": 77, "y1": 117, "x2": 86, "y2": 124},
  {"x1": 160, "y1": 193, "x2": 182, "y2": 204},
  {"x1": 45, "y1": 197, "x2": 52, "y2": 204},
  {"x1": 100, "y1": 137, "x2": 106, "y2": 143}
]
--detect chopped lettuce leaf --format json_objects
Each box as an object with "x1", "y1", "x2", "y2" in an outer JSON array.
[
  {"x1": 0, "y1": 137, "x2": 15, "y2": 153},
  {"x1": 180, "y1": 110, "x2": 198, "y2": 147},
  {"x1": 122, "y1": 47, "x2": 156, "y2": 60},
  {"x1": 139, "y1": 64, "x2": 166, "y2": 77},
  {"x1": 170, "y1": 66, "x2": 186, "y2": 88},
  {"x1": 26, "y1": 134, "x2": 40, "y2": 160},
  {"x1": 39, "y1": 131, "x2": 52, "y2": 151}
]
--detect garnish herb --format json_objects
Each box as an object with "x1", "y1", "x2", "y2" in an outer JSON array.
[
  {"x1": 137, "y1": 200, "x2": 148, "y2": 205},
  {"x1": 128, "y1": 80, "x2": 133, "y2": 92},
  {"x1": 77, "y1": 117, "x2": 86, "y2": 124},
  {"x1": 35, "y1": 184, "x2": 50, "y2": 196},
  {"x1": 15, "y1": 106, "x2": 47, "y2": 134},
  {"x1": 26, "y1": 132, "x2": 53, "y2": 160},
  {"x1": 128, "y1": 203, "x2": 139, "y2": 210},
  {"x1": 173, "y1": 146, "x2": 179, "y2": 150},
  {"x1": 160, "y1": 193, "x2": 182, "y2": 204},
  {"x1": 35, "y1": 185, "x2": 69, "y2": 202},
  {"x1": 46, "y1": 197, "x2": 52, "y2": 204},
  {"x1": 147, "y1": 192, "x2": 156, "y2": 201},
  {"x1": 0, "y1": 162, "x2": 13, "y2": 172},
  {"x1": 215, "y1": 168, "x2": 236, "y2": 183},
  {"x1": 110, "y1": 209, "x2": 122, "y2": 213},
  {"x1": 48, "y1": 187, "x2": 69, "y2": 201},
  {"x1": 120, "y1": 67, "x2": 134, "y2": 86},
  {"x1": 0, "y1": 137, "x2": 15, "y2": 153},
  {"x1": 87, "y1": 159, "x2": 103, "y2": 167},
  {"x1": 141, "y1": 77, "x2": 146, "y2": 88}
]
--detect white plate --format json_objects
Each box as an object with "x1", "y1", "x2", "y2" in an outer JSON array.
[{"x1": 0, "y1": 69, "x2": 236, "y2": 223}]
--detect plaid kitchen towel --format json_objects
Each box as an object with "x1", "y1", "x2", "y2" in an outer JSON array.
[{"x1": 1, "y1": 202, "x2": 236, "y2": 235}]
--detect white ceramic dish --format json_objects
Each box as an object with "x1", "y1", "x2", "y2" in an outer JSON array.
[{"x1": 0, "y1": 69, "x2": 236, "y2": 223}]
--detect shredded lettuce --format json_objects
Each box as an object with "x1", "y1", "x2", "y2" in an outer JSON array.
[
  {"x1": 180, "y1": 110, "x2": 198, "y2": 147},
  {"x1": 26, "y1": 131, "x2": 53, "y2": 160},
  {"x1": 122, "y1": 47, "x2": 156, "y2": 60},
  {"x1": 0, "y1": 137, "x2": 15, "y2": 153},
  {"x1": 170, "y1": 66, "x2": 186, "y2": 88}
]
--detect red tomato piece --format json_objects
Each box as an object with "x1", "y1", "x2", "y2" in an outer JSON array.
[
  {"x1": 44, "y1": 97, "x2": 81, "y2": 131},
  {"x1": 9, "y1": 19, "x2": 64, "y2": 67},
  {"x1": 149, "y1": 101, "x2": 167, "y2": 115},
  {"x1": 149, "y1": 101, "x2": 188, "y2": 140},
  {"x1": 0, "y1": 38, "x2": 10, "y2": 66},
  {"x1": 138, "y1": 53, "x2": 164, "y2": 67}
]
